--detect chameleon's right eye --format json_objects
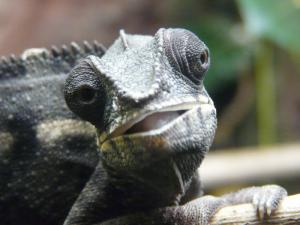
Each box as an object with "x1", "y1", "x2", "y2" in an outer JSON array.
[{"x1": 64, "y1": 59, "x2": 106, "y2": 127}]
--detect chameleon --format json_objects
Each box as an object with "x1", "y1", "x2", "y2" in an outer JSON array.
[
  {"x1": 0, "y1": 28, "x2": 287, "y2": 225},
  {"x1": 63, "y1": 28, "x2": 287, "y2": 225}
]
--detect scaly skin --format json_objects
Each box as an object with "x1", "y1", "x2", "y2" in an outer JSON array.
[
  {"x1": 0, "y1": 42, "x2": 105, "y2": 225},
  {"x1": 64, "y1": 28, "x2": 287, "y2": 225}
]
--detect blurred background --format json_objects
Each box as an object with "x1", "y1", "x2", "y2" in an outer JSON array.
[{"x1": 1, "y1": 0, "x2": 299, "y2": 194}]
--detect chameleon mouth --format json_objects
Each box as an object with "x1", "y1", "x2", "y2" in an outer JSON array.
[
  {"x1": 108, "y1": 102, "x2": 202, "y2": 141},
  {"x1": 123, "y1": 110, "x2": 187, "y2": 135},
  {"x1": 99, "y1": 95, "x2": 213, "y2": 145},
  {"x1": 99, "y1": 102, "x2": 216, "y2": 155}
]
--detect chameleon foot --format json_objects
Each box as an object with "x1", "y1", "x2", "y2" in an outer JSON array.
[{"x1": 252, "y1": 185, "x2": 287, "y2": 220}]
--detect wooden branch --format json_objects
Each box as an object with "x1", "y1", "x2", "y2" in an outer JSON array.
[
  {"x1": 199, "y1": 143, "x2": 300, "y2": 188},
  {"x1": 211, "y1": 194, "x2": 300, "y2": 225}
]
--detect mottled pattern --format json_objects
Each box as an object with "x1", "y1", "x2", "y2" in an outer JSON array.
[
  {"x1": 0, "y1": 28, "x2": 287, "y2": 225},
  {"x1": 0, "y1": 42, "x2": 105, "y2": 225}
]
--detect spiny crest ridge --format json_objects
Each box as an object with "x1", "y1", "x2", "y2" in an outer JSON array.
[{"x1": 0, "y1": 40, "x2": 106, "y2": 80}]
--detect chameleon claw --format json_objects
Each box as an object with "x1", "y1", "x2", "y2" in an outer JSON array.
[
  {"x1": 266, "y1": 198, "x2": 274, "y2": 217},
  {"x1": 252, "y1": 185, "x2": 287, "y2": 220},
  {"x1": 258, "y1": 203, "x2": 265, "y2": 220}
]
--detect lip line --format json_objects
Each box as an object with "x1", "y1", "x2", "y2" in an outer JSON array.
[
  {"x1": 117, "y1": 107, "x2": 195, "y2": 138},
  {"x1": 99, "y1": 100, "x2": 211, "y2": 145}
]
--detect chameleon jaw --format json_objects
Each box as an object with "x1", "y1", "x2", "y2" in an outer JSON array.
[
  {"x1": 98, "y1": 96, "x2": 209, "y2": 143},
  {"x1": 97, "y1": 102, "x2": 216, "y2": 176},
  {"x1": 98, "y1": 99, "x2": 216, "y2": 153},
  {"x1": 121, "y1": 110, "x2": 187, "y2": 136}
]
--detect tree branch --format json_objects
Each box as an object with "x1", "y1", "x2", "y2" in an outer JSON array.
[
  {"x1": 211, "y1": 194, "x2": 300, "y2": 225},
  {"x1": 199, "y1": 143, "x2": 300, "y2": 188}
]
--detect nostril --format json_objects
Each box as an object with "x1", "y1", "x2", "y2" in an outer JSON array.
[{"x1": 77, "y1": 85, "x2": 96, "y2": 104}]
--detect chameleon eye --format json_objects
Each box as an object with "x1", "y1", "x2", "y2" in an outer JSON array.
[
  {"x1": 188, "y1": 47, "x2": 210, "y2": 81},
  {"x1": 64, "y1": 58, "x2": 106, "y2": 127},
  {"x1": 200, "y1": 49, "x2": 209, "y2": 65},
  {"x1": 76, "y1": 85, "x2": 97, "y2": 105},
  {"x1": 163, "y1": 28, "x2": 210, "y2": 84}
]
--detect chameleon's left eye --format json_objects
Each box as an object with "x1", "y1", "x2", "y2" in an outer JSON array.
[
  {"x1": 163, "y1": 28, "x2": 210, "y2": 84},
  {"x1": 187, "y1": 46, "x2": 210, "y2": 82},
  {"x1": 200, "y1": 49, "x2": 209, "y2": 66}
]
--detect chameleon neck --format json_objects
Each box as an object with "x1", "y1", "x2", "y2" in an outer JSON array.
[{"x1": 64, "y1": 150, "x2": 205, "y2": 224}]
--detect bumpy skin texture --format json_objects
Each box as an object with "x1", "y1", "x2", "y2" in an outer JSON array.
[
  {"x1": 0, "y1": 43, "x2": 105, "y2": 225},
  {"x1": 64, "y1": 28, "x2": 287, "y2": 225},
  {"x1": 0, "y1": 28, "x2": 286, "y2": 225}
]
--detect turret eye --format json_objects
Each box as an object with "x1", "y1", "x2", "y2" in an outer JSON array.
[
  {"x1": 162, "y1": 28, "x2": 210, "y2": 85},
  {"x1": 200, "y1": 49, "x2": 209, "y2": 65},
  {"x1": 77, "y1": 85, "x2": 97, "y2": 104}
]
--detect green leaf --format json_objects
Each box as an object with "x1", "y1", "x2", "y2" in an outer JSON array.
[{"x1": 237, "y1": 0, "x2": 300, "y2": 55}]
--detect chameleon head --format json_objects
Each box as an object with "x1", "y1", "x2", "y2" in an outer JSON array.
[{"x1": 64, "y1": 28, "x2": 217, "y2": 200}]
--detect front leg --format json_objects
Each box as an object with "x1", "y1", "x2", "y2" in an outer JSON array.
[
  {"x1": 99, "y1": 195, "x2": 224, "y2": 225},
  {"x1": 98, "y1": 185, "x2": 287, "y2": 225}
]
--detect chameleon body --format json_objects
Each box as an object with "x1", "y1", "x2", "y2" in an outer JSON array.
[
  {"x1": 0, "y1": 43, "x2": 105, "y2": 225},
  {"x1": 1, "y1": 28, "x2": 286, "y2": 225}
]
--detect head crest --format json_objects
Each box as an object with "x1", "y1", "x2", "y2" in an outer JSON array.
[{"x1": 120, "y1": 29, "x2": 129, "y2": 50}]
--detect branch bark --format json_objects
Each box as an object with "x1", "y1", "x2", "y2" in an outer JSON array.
[{"x1": 211, "y1": 194, "x2": 300, "y2": 225}]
